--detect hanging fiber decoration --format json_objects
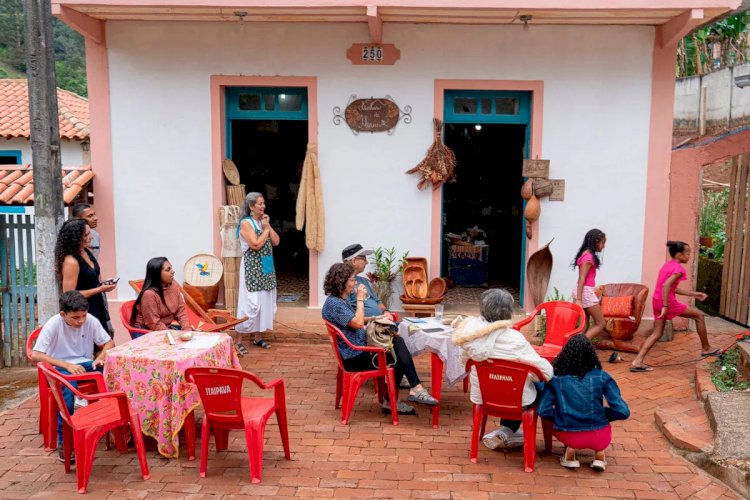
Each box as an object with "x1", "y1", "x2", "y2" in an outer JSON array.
[
  {"x1": 406, "y1": 118, "x2": 457, "y2": 190},
  {"x1": 294, "y1": 143, "x2": 325, "y2": 251}
]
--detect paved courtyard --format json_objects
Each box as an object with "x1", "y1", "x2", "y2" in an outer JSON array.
[{"x1": 0, "y1": 321, "x2": 745, "y2": 499}]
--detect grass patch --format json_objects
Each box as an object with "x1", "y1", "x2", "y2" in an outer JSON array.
[{"x1": 710, "y1": 347, "x2": 750, "y2": 392}]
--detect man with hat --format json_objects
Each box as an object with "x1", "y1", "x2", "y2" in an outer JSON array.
[{"x1": 342, "y1": 244, "x2": 395, "y2": 322}]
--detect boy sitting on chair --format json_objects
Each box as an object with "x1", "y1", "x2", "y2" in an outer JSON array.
[{"x1": 32, "y1": 290, "x2": 114, "y2": 461}]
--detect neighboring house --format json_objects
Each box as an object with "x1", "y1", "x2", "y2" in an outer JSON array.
[{"x1": 51, "y1": 0, "x2": 739, "y2": 327}]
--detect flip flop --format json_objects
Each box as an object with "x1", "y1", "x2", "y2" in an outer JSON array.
[
  {"x1": 701, "y1": 348, "x2": 721, "y2": 357},
  {"x1": 629, "y1": 365, "x2": 653, "y2": 372},
  {"x1": 253, "y1": 339, "x2": 271, "y2": 349}
]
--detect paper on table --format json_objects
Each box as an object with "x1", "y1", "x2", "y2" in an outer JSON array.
[{"x1": 177, "y1": 335, "x2": 221, "y2": 349}]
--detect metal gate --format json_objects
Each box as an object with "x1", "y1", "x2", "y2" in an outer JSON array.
[
  {"x1": 719, "y1": 154, "x2": 750, "y2": 324},
  {"x1": 0, "y1": 214, "x2": 37, "y2": 367}
]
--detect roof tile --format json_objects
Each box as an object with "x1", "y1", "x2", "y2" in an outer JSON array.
[
  {"x1": 0, "y1": 79, "x2": 90, "y2": 140},
  {"x1": 0, "y1": 164, "x2": 94, "y2": 205}
]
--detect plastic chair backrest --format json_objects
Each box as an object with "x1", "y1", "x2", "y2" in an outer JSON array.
[
  {"x1": 540, "y1": 301, "x2": 585, "y2": 346},
  {"x1": 467, "y1": 359, "x2": 545, "y2": 417},
  {"x1": 26, "y1": 326, "x2": 43, "y2": 362},
  {"x1": 186, "y1": 367, "x2": 257, "y2": 426},
  {"x1": 323, "y1": 320, "x2": 347, "y2": 371},
  {"x1": 120, "y1": 300, "x2": 136, "y2": 328},
  {"x1": 38, "y1": 362, "x2": 81, "y2": 427}
]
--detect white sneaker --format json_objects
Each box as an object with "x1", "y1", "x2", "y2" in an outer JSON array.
[
  {"x1": 73, "y1": 397, "x2": 88, "y2": 410},
  {"x1": 482, "y1": 426, "x2": 513, "y2": 450}
]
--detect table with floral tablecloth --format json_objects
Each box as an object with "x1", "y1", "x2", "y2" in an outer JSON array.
[{"x1": 104, "y1": 331, "x2": 241, "y2": 458}]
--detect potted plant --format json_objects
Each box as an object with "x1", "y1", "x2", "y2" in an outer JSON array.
[{"x1": 365, "y1": 247, "x2": 409, "y2": 309}]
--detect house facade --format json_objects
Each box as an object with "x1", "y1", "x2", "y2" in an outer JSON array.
[{"x1": 52, "y1": 1, "x2": 739, "y2": 327}]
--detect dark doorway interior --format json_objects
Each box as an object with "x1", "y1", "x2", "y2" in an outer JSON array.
[
  {"x1": 230, "y1": 119, "x2": 309, "y2": 303},
  {"x1": 442, "y1": 123, "x2": 526, "y2": 295}
]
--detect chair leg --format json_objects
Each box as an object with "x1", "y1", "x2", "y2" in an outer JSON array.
[
  {"x1": 335, "y1": 368, "x2": 343, "y2": 409},
  {"x1": 183, "y1": 411, "x2": 196, "y2": 461},
  {"x1": 129, "y1": 414, "x2": 151, "y2": 481},
  {"x1": 470, "y1": 404, "x2": 482, "y2": 463},
  {"x1": 340, "y1": 373, "x2": 357, "y2": 425},
  {"x1": 384, "y1": 369, "x2": 399, "y2": 426},
  {"x1": 199, "y1": 419, "x2": 211, "y2": 478},
  {"x1": 215, "y1": 428, "x2": 229, "y2": 452},
  {"x1": 113, "y1": 426, "x2": 128, "y2": 453},
  {"x1": 375, "y1": 377, "x2": 385, "y2": 404},
  {"x1": 244, "y1": 424, "x2": 265, "y2": 484},
  {"x1": 522, "y1": 410, "x2": 537, "y2": 473},
  {"x1": 45, "y1": 393, "x2": 58, "y2": 451},
  {"x1": 275, "y1": 407, "x2": 291, "y2": 461},
  {"x1": 62, "y1": 424, "x2": 74, "y2": 473},
  {"x1": 75, "y1": 430, "x2": 95, "y2": 494},
  {"x1": 480, "y1": 413, "x2": 489, "y2": 439},
  {"x1": 463, "y1": 374, "x2": 469, "y2": 394}
]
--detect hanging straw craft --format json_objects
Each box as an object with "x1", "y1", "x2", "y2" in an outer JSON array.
[{"x1": 406, "y1": 118, "x2": 457, "y2": 190}]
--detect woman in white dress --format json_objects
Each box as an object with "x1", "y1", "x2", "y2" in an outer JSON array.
[{"x1": 236, "y1": 192, "x2": 280, "y2": 349}]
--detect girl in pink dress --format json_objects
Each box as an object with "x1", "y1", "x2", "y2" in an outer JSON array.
[
  {"x1": 630, "y1": 241, "x2": 720, "y2": 372},
  {"x1": 571, "y1": 229, "x2": 607, "y2": 340}
]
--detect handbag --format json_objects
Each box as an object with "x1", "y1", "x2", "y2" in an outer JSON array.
[{"x1": 365, "y1": 316, "x2": 397, "y2": 367}]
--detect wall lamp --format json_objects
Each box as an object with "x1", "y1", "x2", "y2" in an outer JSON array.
[{"x1": 735, "y1": 73, "x2": 750, "y2": 88}]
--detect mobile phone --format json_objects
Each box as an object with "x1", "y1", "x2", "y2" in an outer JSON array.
[{"x1": 421, "y1": 328, "x2": 445, "y2": 333}]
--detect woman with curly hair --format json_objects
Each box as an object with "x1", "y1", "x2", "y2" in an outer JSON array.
[
  {"x1": 55, "y1": 218, "x2": 116, "y2": 333},
  {"x1": 321, "y1": 262, "x2": 438, "y2": 415},
  {"x1": 537, "y1": 335, "x2": 630, "y2": 472}
]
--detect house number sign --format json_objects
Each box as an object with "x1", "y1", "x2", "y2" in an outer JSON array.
[
  {"x1": 346, "y1": 43, "x2": 401, "y2": 65},
  {"x1": 333, "y1": 95, "x2": 412, "y2": 135}
]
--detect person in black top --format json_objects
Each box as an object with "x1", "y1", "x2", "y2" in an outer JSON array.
[{"x1": 55, "y1": 219, "x2": 116, "y2": 334}]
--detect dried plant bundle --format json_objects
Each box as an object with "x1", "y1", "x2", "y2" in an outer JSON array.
[{"x1": 406, "y1": 118, "x2": 457, "y2": 190}]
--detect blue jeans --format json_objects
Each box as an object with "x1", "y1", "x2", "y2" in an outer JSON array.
[{"x1": 54, "y1": 361, "x2": 102, "y2": 445}]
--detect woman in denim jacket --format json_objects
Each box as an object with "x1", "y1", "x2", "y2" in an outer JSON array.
[{"x1": 538, "y1": 335, "x2": 629, "y2": 471}]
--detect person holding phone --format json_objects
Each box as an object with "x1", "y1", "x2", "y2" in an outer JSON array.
[{"x1": 55, "y1": 219, "x2": 116, "y2": 334}]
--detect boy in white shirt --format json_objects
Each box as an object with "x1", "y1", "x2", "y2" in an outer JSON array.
[{"x1": 32, "y1": 291, "x2": 114, "y2": 459}]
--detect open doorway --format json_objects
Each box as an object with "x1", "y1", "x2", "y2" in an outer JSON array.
[
  {"x1": 230, "y1": 119, "x2": 309, "y2": 305},
  {"x1": 442, "y1": 123, "x2": 526, "y2": 304}
]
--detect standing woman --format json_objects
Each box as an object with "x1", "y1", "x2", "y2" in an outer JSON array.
[
  {"x1": 55, "y1": 218, "x2": 116, "y2": 334},
  {"x1": 236, "y1": 192, "x2": 280, "y2": 349},
  {"x1": 572, "y1": 229, "x2": 607, "y2": 340}
]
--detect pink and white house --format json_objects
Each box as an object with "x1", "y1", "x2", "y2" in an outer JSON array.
[{"x1": 51, "y1": 0, "x2": 740, "y2": 327}]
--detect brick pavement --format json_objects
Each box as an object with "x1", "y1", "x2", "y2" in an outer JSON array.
[{"x1": 0, "y1": 325, "x2": 744, "y2": 499}]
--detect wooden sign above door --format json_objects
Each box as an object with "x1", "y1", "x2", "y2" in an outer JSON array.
[{"x1": 346, "y1": 43, "x2": 400, "y2": 65}]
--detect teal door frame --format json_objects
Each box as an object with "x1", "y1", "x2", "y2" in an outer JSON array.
[{"x1": 442, "y1": 89, "x2": 532, "y2": 305}]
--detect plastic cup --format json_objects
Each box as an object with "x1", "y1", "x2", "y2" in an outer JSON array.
[{"x1": 434, "y1": 304, "x2": 444, "y2": 321}]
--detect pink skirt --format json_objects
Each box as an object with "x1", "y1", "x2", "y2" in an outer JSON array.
[
  {"x1": 553, "y1": 424, "x2": 612, "y2": 451},
  {"x1": 652, "y1": 299, "x2": 687, "y2": 320},
  {"x1": 572, "y1": 286, "x2": 600, "y2": 309}
]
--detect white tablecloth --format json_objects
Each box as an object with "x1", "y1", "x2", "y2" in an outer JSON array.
[{"x1": 398, "y1": 318, "x2": 467, "y2": 386}]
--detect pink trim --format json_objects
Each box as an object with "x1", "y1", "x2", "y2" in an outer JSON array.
[
  {"x1": 53, "y1": 5, "x2": 104, "y2": 44},
  {"x1": 641, "y1": 32, "x2": 679, "y2": 318},
  {"x1": 210, "y1": 75, "x2": 320, "y2": 306},
  {"x1": 433, "y1": 79, "x2": 543, "y2": 310}
]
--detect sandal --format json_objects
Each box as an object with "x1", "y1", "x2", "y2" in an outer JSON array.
[
  {"x1": 701, "y1": 348, "x2": 721, "y2": 357},
  {"x1": 407, "y1": 388, "x2": 439, "y2": 407},
  {"x1": 253, "y1": 339, "x2": 271, "y2": 349},
  {"x1": 629, "y1": 365, "x2": 653, "y2": 372},
  {"x1": 382, "y1": 400, "x2": 416, "y2": 415},
  {"x1": 560, "y1": 447, "x2": 580, "y2": 469},
  {"x1": 590, "y1": 458, "x2": 607, "y2": 471},
  {"x1": 235, "y1": 342, "x2": 249, "y2": 357}
]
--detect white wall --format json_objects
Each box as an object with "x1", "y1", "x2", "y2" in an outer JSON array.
[
  {"x1": 106, "y1": 21, "x2": 654, "y2": 304},
  {"x1": 0, "y1": 138, "x2": 87, "y2": 165}
]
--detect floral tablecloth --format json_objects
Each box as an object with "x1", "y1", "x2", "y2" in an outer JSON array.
[{"x1": 104, "y1": 331, "x2": 240, "y2": 458}]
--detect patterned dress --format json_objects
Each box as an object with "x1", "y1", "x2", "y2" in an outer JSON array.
[{"x1": 236, "y1": 217, "x2": 277, "y2": 334}]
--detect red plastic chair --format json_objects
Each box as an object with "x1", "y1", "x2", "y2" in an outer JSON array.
[
  {"x1": 466, "y1": 359, "x2": 552, "y2": 472},
  {"x1": 38, "y1": 362, "x2": 150, "y2": 494},
  {"x1": 26, "y1": 327, "x2": 99, "y2": 450},
  {"x1": 185, "y1": 367, "x2": 290, "y2": 484},
  {"x1": 120, "y1": 300, "x2": 152, "y2": 339},
  {"x1": 324, "y1": 320, "x2": 399, "y2": 426},
  {"x1": 513, "y1": 301, "x2": 585, "y2": 362}
]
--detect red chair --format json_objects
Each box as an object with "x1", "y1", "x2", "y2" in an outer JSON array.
[
  {"x1": 513, "y1": 301, "x2": 585, "y2": 363},
  {"x1": 324, "y1": 320, "x2": 399, "y2": 426},
  {"x1": 120, "y1": 300, "x2": 152, "y2": 339},
  {"x1": 26, "y1": 327, "x2": 98, "y2": 450},
  {"x1": 466, "y1": 359, "x2": 552, "y2": 472},
  {"x1": 38, "y1": 362, "x2": 150, "y2": 494},
  {"x1": 185, "y1": 367, "x2": 290, "y2": 484}
]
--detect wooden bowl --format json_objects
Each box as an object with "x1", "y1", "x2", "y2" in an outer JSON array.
[
  {"x1": 400, "y1": 295, "x2": 444, "y2": 305},
  {"x1": 428, "y1": 277, "x2": 446, "y2": 299}
]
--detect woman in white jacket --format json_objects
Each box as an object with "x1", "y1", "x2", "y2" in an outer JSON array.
[{"x1": 453, "y1": 288, "x2": 553, "y2": 449}]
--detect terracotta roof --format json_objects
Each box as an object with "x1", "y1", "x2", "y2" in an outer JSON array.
[
  {"x1": 0, "y1": 79, "x2": 90, "y2": 141},
  {"x1": 0, "y1": 165, "x2": 94, "y2": 205}
]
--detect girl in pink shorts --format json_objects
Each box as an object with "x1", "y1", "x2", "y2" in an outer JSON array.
[
  {"x1": 571, "y1": 229, "x2": 607, "y2": 340},
  {"x1": 630, "y1": 241, "x2": 720, "y2": 372}
]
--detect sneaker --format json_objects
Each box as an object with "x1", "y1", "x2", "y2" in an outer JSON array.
[
  {"x1": 57, "y1": 447, "x2": 76, "y2": 464},
  {"x1": 381, "y1": 400, "x2": 416, "y2": 415},
  {"x1": 482, "y1": 426, "x2": 513, "y2": 450},
  {"x1": 73, "y1": 397, "x2": 88, "y2": 410},
  {"x1": 399, "y1": 375, "x2": 411, "y2": 389}
]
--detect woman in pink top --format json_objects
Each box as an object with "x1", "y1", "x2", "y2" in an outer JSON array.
[
  {"x1": 630, "y1": 241, "x2": 720, "y2": 372},
  {"x1": 571, "y1": 229, "x2": 607, "y2": 340}
]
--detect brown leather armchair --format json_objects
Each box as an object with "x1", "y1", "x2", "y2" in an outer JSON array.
[{"x1": 596, "y1": 283, "x2": 649, "y2": 340}]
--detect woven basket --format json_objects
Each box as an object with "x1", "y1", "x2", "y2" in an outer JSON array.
[
  {"x1": 184, "y1": 253, "x2": 223, "y2": 287},
  {"x1": 222, "y1": 256, "x2": 241, "y2": 316},
  {"x1": 226, "y1": 184, "x2": 246, "y2": 207}
]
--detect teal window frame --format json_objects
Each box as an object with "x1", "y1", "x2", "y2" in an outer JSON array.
[
  {"x1": 0, "y1": 150, "x2": 22, "y2": 164},
  {"x1": 443, "y1": 90, "x2": 532, "y2": 305}
]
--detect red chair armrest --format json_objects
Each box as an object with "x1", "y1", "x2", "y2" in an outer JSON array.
[
  {"x1": 63, "y1": 371, "x2": 108, "y2": 394},
  {"x1": 78, "y1": 390, "x2": 127, "y2": 402}
]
